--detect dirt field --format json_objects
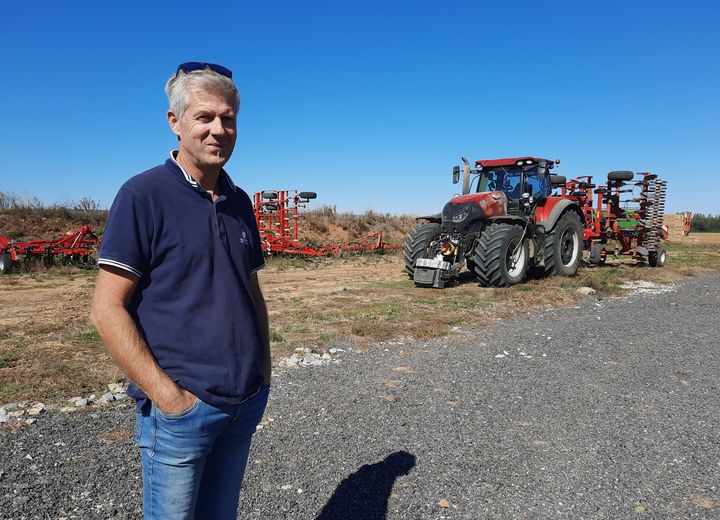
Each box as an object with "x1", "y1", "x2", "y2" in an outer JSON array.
[
  {"x1": 2, "y1": 241, "x2": 720, "y2": 404},
  {"x1": 678, "y1": 232, "x2": 720, "y2": 244}
]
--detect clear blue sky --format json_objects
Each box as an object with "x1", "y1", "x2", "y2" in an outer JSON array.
[{"x1": 2, "y1": 0, "x2": 718, "y2": 215}]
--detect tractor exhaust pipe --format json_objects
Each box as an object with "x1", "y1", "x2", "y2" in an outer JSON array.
[{"x1": 461, "y1": 157, "x2": 471, "y2": 195}]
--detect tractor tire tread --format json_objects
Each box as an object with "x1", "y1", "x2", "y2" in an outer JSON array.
[
  {"x1": 544, "y1": 212, "x2": 583, "y2": 277},
  {"x1": 403, "y1": 223, "x2": 441, "y2": 279},
  {"x1": 473, "y1": 222, "x2": 528, "y2": 287}
]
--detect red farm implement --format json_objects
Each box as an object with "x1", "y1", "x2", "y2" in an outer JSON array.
[
  {"x1": 0, "y1": 224, "x2": 100, "y2": 273},
  {"x1": 253, "y1": 190, "x2": 399, "y2": 257},
  {"x1": 559, "y1": 171, "x2": 668, "y2": 267},
  {"x1": 682, "y1": 212, "x2": 693, "y2": 236}
]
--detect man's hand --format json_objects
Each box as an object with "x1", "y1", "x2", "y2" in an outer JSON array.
[{"x1": 155, "y1": 387, "x2": 198, "y2": 415}]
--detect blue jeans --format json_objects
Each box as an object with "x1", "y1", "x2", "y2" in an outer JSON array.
[{"x1": 135, "y1": 384, "x2": 270, "y2": 519}]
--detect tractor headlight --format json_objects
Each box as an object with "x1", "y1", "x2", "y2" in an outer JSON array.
[{"x1": 451, "y1": 209, "x2": 471, "y2": 222}]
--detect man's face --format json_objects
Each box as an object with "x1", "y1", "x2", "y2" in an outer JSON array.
[{"x1": 168, "y1": 85, "x2": 237, "y2": 172}]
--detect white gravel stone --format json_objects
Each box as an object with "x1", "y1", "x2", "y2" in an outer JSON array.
[
  {"x1": 99, "y1": 393, "x2": 115, "y2": 403},
  {"x1": 27, "y1": 403, "x2": 45, "y2": 416},
  {"x1": 577, "y1": 287, "x2": 597, "y2": 295},
  {"x1": 107, "y1": 383, "x2": 127, "y2": 393}
]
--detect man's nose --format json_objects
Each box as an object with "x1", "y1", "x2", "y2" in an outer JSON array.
[{"x1": 209, "y1": 116, "x2": 225, "y2": 134}]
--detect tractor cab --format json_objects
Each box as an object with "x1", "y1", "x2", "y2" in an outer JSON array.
[
  {"x1": 475, "y1": 164, "x2": 550, "y2": 214},
  {"x1": 473, "y1": 158, "x2": 552, "y2": 195},
  {"x1": 450, "y1": 156, "x2": 555, "y2": 217}
]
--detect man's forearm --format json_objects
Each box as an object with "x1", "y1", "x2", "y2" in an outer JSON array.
[{"x1": 90, "y1": 302, "x2": 188, "y2": 410}]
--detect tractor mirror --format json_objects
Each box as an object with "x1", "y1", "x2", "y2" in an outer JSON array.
[
  {"x1": 452, "y1": 166, "x2": 460, "y2": 184},
  {"x1": 549, "y1": 175, "x2": 566, "y2": 187}
]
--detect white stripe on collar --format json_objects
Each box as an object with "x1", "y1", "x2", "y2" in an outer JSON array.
[
  {"x1": 170, "y1": 150, "x2": 200, "y2": 188},
  {"x1": 169, "y1": 150, "x2": 236, "y2": 193}
]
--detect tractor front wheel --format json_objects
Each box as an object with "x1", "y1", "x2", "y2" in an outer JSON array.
[
  {"x1": 403, "y1": 222, "x2": 441, "y2": 279},
  {"x1": 544, "y1": 212, "x2": 583, "y2": 277},
  {"x1": 648, "y1": 247, "x2": 667, "y2": 267},
  {"x1": 473, "y1": 222, "x2": 529, "y2": 287}
]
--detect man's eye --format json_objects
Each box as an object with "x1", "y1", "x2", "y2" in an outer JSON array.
[
  {"x1": 197, "y1": 115, "x2": 212, "y2": 122},
  {"x1": 222, "y1": 117, "x2": 235, "y2": 124}
]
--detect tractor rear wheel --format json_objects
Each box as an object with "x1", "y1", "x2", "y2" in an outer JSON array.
[
  {"x1": 0, "y1": 253, "x2": 11, "y2": 274},
  {"x1": 648, "y1": 246, "x2": 667, "y2": 267},
  {"x1": 403, "y1": 222, "x2": 441, "y2": 279},
  {"x1": 473, "y1": 222, "x2": 529, "y2": 287},
  {"x1": 544, "y1": 212, "x2": 583, "y2": 277}
]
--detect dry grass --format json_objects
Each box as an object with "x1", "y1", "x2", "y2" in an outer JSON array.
[
  {"x1": 298, "y1": 208, "x2": 415, "y2": 247},
  {"x1": 1, "y1": 241, "x2": 719, "y2": 404}
]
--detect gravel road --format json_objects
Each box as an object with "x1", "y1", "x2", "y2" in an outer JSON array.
[{"x1": 2, "y1": 273, "x2": 719, "y2": 519}]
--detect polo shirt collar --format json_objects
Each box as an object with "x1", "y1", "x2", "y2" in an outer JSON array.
[{"x1": 169, "y1": 150, "x2": 237, "y2": 193}]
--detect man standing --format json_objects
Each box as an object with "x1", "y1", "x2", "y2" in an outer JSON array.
[{"x1": 91, "y1": 62, "x2": 271, "y2": 519}]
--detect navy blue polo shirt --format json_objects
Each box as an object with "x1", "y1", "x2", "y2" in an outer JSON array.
[{"x1": 99, "y1": 153, "x2": 266, "y2": 410}]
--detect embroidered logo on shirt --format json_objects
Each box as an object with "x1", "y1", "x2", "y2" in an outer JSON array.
[{"x1": 239, "y1": 231, "x2": 249, "y2": 246}]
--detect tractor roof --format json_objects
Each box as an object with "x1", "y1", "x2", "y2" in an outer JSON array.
[{"x1": 475, "y1": 157, "x2": 551, "y2": 168}]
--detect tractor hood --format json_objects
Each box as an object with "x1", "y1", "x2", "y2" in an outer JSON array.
[
  {"x1": 441, "y1": 192, "x2": 507, "y2": 232},
  {"x1": 448, "y1": 192, "x2": 507, "y2": 217}
]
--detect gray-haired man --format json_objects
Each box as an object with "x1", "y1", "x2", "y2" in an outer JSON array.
[{"x1": 91, "y1": 62, "x2": 270, "y2": 518}]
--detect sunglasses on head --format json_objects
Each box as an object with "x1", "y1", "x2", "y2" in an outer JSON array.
[{"x1": 175, "y1": 62, "x2": 233, "y2": 79}]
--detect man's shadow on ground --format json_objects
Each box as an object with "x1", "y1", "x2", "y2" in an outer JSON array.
[{"x1": 316, "y1": 451, "x2": 416, "y2": 520}]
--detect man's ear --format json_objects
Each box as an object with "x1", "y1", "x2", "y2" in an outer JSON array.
[{"x1": 167, "y1": 110, "x2": 181, "y2": 138}]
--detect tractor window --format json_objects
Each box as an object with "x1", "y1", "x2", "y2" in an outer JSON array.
[
  {"x1": 477, "y1": 168, "x2": 522, "y2": 195},
  {"x1": 524, "y1": 171, "x2": 549, "y2": 197}
]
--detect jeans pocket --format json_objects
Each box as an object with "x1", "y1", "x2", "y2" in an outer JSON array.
[
  {"x1": 135, "y1": 412, "x2": 144, "y2": 444},
  {"x1": 155, "y1": 398, "x2": 202, "y2": 420}
]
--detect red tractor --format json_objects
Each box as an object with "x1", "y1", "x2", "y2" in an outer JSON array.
[{"x1": 404, "y1": 156, "x2": 584, "y2": 288}]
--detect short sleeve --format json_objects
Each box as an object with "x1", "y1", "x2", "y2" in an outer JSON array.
[{"x1": 98, "y1": 187, "x2": 153, "y2": 278}]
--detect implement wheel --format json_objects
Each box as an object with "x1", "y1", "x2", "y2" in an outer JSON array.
[
  {"x1": 403, "y1": 222, "x2": 441, "y2": 279},
  {"x1": 587, "y1": 243, "x2": 607, "y2": 266},
  {"x1": 0, "y1": 253, "x2": 11, "y2": 274},
  {"x1": 544, "y1": 212, "x2": 583, "y2": 277},
  {"x1": 648, "y1": 247, "x2": 667, "y2": 268},
  {"x1": 473, "y1": 222, "x2": 529, "y2": 287}
]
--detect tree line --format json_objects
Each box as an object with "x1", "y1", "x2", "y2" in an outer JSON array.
[{"x1": 692, "y1": 214, "x2": 720, "y2": 233}]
